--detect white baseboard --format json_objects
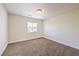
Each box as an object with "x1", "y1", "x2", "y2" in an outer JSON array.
[
  {"x1": 8, "y1": 34, "x2": 79, "y2": 50},
  {"x1": 43, "y1": 34, "x2": 79, "y2": 50},
  {"x1": 8, "y1": 36, "x2": 43, "y2": 44},
  {"x1": 0, "y1": 42, "x2": 8, "y2": 56}
]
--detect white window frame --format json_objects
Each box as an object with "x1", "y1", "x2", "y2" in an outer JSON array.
[{"x1": 27, "y1": 22, "x2": 38, "y2": 33}]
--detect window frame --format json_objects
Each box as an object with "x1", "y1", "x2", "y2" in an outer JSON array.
[{"x1": 27, "y1": 22, "x2": 38, "y2": 33}]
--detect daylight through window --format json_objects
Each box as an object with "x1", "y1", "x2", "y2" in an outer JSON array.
[{"x1": 27, "y1": 22, "x2": 38, "y2": 32}]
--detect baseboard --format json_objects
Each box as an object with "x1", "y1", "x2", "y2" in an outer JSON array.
[
  {"x1": 0, "y1": 42, "x2": 8, "y2": 56},
  {"x1": 43, "y1": 34, "x2": 79, "y2": 50},
  {"x1": 8, "y1": 36, "x2": 43, "y2": 44},
  {"x1": 8, "y1": 34, "x2": 79, "y2": 50}
]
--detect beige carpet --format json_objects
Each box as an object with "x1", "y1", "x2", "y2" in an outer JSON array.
[{"x1": 2, "y1": 37, "x2": 79, "y2": 56}]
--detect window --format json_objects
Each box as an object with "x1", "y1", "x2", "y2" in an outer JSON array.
[{"x1": 27, "y1": 22, "x2": 38, "y2": 32}]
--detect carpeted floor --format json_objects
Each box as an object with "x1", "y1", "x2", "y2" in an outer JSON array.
[{"x1": 2, "y1": 37, "x2": 79, "y2": 56}]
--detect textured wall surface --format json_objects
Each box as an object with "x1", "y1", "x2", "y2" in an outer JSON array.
[
  {"x1": 44, "y1": 9, "x2": 79, "y2": 49},
  {"x1": 0, "y1": 4, "x2": 8, "y2": 55}
]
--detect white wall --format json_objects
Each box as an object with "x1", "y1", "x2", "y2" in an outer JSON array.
[
  {"x1": 43, "y1": 9, "x2": 79, "y2": 49},
  {"x1": 0, "y1": 4, "x2": 8, "y2": 55},
  {"x1": 8, "y1": 14, "x2": 43, "y2": 43}
]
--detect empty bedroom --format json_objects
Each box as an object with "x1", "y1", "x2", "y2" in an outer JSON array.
[{"x1": 0, "y1": 3, "x2": 79, "y2": 56}]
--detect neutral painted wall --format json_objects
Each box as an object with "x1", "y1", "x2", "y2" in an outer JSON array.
[
  {"x1": 43, "y1": 9, "x2": 79, "y2": 49},
  {"x1": 8, "y1": 14, "x2": 43, "y2": 43},
  {"x1": 0, "y1": 4, "x2": 8, "y2": 55}
]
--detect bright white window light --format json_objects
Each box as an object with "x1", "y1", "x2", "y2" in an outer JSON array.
[{"x1": 27, "y1": 22, "x2": 38, "y2": 33}]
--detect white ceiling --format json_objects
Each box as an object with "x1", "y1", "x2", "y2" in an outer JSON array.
[{"x1": 3, "y1": 3, "x2": 79, "y2": 20}]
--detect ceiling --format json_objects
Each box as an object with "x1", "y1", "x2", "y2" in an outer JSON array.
[{"x1": 3, "y1": 3, "x2": 79, "y2": 20}]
